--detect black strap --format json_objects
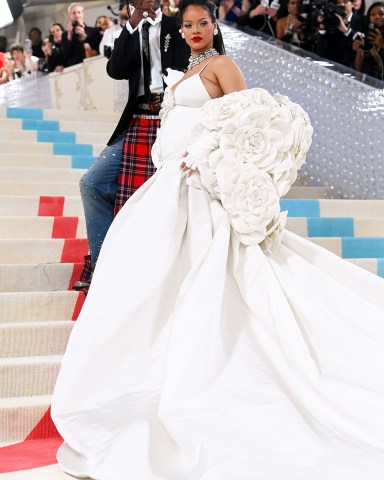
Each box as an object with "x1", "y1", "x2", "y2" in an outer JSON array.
[{"x1": 141, "y1": 21, "x2": 151, "y2": 100}]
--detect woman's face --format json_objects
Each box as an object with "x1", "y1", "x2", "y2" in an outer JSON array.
[
  {"x1": 181, "y1": 5, "x2": 216, "y2": 54},
  {"x1": 288, "y1": 0, "x2": 300, "y2": 15},
  {"x1": 370, "y1": 5, "x2": 384, "y2": 27},
  {"x1": 51, "y1": 25, "x2": 63, "y2": 43},
  {"x1": 353, "y1": 0, "x2": 361, "y2": 10}
]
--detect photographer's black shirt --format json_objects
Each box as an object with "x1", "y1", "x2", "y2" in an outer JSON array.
[{"x1": 61, "y1": 25, "x2": 102, "y2": 67}]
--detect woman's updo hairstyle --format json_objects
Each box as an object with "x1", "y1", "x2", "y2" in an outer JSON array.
[{"x1": 177, "y1": 0, "x2": 226, "y2": 54}]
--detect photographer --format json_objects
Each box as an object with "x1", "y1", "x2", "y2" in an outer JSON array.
[
  {"x1": 39, "y1": 37, "x2": 64, "y2": 73},
  {"x1": 236, "y1": 0, "x2": 287, "y2": 36},
  {"x1": 276, "y1": 0, "x2": 305, "y2": 46},
  {"x1": 99, "y1": 4, "x2": 130, "y2": 58},
  {"x1": 61, "y1": 2, "x2": 102, "y2": 67},
  {"x1": 315, "y1": 0, "x2": 363, "y2": 67},
  {"x1": 353, "y1": 2, "x2": 384, "y2": 80}
]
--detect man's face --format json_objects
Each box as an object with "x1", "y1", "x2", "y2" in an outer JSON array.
[
  {"x1": 336, "y1": 0, "x2": 353, "y2": 16},
  {"x1": 11, "y1": 50, "x2": 24, "y2": 64},
  {"x1": 69, "y1": 6, "x2": 85, "y2": 24},
  {"x1": 30, "y1": 29, "x2": 41, "y2": 44}
]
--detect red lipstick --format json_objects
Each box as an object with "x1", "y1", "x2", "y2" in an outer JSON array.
[{"x1": 191, "y1": 36, "x2": 202, "y2": 42}]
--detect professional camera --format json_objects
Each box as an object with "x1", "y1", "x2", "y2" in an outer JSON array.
[
  {"x1": 72, "y1": 20, "x2": 80, "y2": 29},
  {"x1": 321, "y1": 1, "x2": 346, "y2": 33}
]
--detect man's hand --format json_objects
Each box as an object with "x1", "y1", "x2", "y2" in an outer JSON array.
[
  {"x1": 130, "y1": 0, "x2": 157, "y2": 29},
  {"x1": 249, "y1": 4, "x2": 267, "y2": 17},
  {"x1": 335, "y1": 14, "x2": 348, "y2": 34}
]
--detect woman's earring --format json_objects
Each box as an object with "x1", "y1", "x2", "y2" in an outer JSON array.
[
  {"x1": 213, "y1": 27, "x2": 218, "y2": 36},
  {"x1": 179, "y1": 28, "x2": 185, "y2": 39}
]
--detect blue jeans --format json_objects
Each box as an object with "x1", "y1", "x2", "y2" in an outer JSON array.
[{"x1": 80, "y1": 133, "x2": 125, "y2": 266}]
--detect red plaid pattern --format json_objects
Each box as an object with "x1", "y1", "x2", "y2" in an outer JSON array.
[{"x1": 114, "y1": 116, "x2": 161, "y2": 215}]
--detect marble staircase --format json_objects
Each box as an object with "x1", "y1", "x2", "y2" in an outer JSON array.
[{"x1": 0, "y1": 105, "x2": 383, "y2": 446}]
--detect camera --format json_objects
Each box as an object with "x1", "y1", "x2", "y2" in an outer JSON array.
[
  {"x1": 320, "y1": 1, "x2": 346, "y2": 33},
  {"x1": 72, "y1": 20, "x2": 80, "y2": 29}
]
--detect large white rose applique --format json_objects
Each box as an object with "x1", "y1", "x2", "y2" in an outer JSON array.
[
  {"x1": 216, "y1": 164, "x2": 281, "y2": 246},
  {"x1": 192, "y1": 88, "x2": 313, "y2": 251}
]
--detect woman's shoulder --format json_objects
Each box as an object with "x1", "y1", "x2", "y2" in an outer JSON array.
[{"x1": 209, "y1": 54, "x2": 241, "y2": 71}]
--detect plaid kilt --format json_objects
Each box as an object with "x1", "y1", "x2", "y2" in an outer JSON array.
[{"x1": 114, "y1": 116, "x2": 161, "y2": 215}]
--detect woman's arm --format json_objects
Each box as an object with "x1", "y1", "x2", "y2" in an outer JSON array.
[{"x1": 212, "y1": 56, "x2": 247, "y2": 95}]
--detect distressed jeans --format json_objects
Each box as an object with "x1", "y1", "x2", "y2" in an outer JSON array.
[{"x1": 80, "y1": 133, "x2": 125, "y2": 266}]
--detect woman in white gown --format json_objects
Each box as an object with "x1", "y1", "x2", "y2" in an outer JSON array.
[{"x1": 51, "y1": 1, "x2": 384, "y2": 478}]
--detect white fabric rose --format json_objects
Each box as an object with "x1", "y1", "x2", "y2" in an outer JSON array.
[
  {"x1": 260, "y1": 210, "x2": 288, "y2": 252},
  {"x1": 216, "y1": 163, "x2": 280, "y2": 246},
  {"x1": 219, "y1": 105, "x2": 295, "y2": 175},
  {"x1": 159, "y1": 87, "x2": 175, "y2": 122},
  {"x1": 201, "y1": 94, "x2": 244, "y2": 131}
]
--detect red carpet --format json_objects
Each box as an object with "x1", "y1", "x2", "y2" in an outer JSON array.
[{"x1": 0, "y1": 438, "x2": 62, "y2": 473}]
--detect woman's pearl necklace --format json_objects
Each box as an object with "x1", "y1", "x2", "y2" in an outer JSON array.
[{"x1": 187, "y1": 48, "x2": 219, "y2": 70}]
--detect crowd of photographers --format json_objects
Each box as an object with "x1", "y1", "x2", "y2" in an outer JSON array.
[
  {"x1": 0, "y1": 0, "x2": 384, "y2": 85},
  {"x1": 233, "y1": 0, "x2": 384, "y2": 80}
]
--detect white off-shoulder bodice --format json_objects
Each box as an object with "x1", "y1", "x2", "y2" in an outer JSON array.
[{"x1": 157, "y1": 72, "x2": 212, "y2": 164}]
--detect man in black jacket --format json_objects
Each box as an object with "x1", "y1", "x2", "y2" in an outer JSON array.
[
  {"x1": 61, "y1": 3, "x2": 102, "y2": 67},
  {"x1": 74, "y1": 0, "x2": 189, "y2": 289},
  {"x1": 315, "y1": 0, "x2": 364, "y2": 68}
]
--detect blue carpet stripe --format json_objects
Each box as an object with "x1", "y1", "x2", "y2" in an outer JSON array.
[
  {"x1": 37, "y1": 131, "x2": 76, "y2": 143},
  {"x1": 307, "y1": 218, "x2": 354, "y2": 237},
  {"x1": 280, "y1": 199, "x2": 320, "y2": 218},
  {"x1": 377, "y1": 259, "x2": 384, "y2": 278},
  {"x1": 342, "y1": 238, "x2": 384, "y2": 258},
  {"x1": 53, "y1": 143, "x2": 93, "y2": 156},
  {"x1": 71, "y1": 156, "x2": 96, "y2": 169},
  {"x1": 22, "y1": 120, "x2": 60, "y2": 131},
  {"x1": 7, "y1": 107, "x2": 43, "y2": 119}
]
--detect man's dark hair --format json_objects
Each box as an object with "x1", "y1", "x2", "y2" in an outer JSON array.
[{"x1": 10, "y1": 43, "x2": 24, "y2": 54}]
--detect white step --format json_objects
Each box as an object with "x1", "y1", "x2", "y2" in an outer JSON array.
[
  {"x1": 0, "y1": 216, "x2": 86, "y2": 239},
  {"x1": 0, "y1": 182, "x2": 81, "y2": 196},
  {"x1": 0, "y1": 167, "x2": 85, "y2": 183},
  {"x1": 0, "y1": 356, "x2": 62, "y2": 398},
  {"x1": 0, "y1": 196, "x2": 83, "y2": 216},
  {"x1": 0, "y1": 154, "x2": 73, "y2": 168},
  {"x1": 0, "y1": 394, "x2": 52, "y2": 443},
  {"x1": 0, "y1": 291, "x2": 80, "y2": 322},
  {"x1": 0, "y1": 264, "x2": 79, "y2": 292},
  {"x1": 0, "y1": 321, "x2": 74, "y2": 357}
]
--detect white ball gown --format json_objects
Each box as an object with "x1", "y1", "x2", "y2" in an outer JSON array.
[{"x1": 51, "y1": 69, "x2": 384, "y2": 480}]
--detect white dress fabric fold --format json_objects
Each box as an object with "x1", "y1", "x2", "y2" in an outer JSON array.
[{"x1": 52, "y1": 73, "x2": 384, "y2": 480}]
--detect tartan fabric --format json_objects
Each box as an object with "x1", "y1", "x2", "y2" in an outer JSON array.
[{"x1": 114, "y1": 116, "x2": 160, "y2": 215}]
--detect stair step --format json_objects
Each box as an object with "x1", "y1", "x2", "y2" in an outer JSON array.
[
  {"x1": 0, "y1": 196, "x2": 83, "y2": 216},
  {"x1": 0, "y1": 141, "x2": 102, "y2": 157},
  {"x1": 0, "y1": 394, "x2": 52, "y2": 443},
  {"x1": 0, "y1": 321, "x2": 74, "y2": 357},
  {"x1": 0, "y1": 216, "x2": 86, "y2": 239},
  {"x1": 0, "y1": 153, "x2": 95, "y2": 169},
  {"x1": 308, "y1": 237, "x2": 384, "y2": 258},
  {"x1": 0, "y1": 182, "x2": 81, "y2": 196},
  {"x1": 43, "y1": 109, "x2": 120, "y2": 123},
  {"x1": 0, "y1": 291, "x2": 81, "y2": 322},
  {"x1": 0, "y1": 167, "x2": 85, "y2": 183},
  {"x1": 287, "y1": 217, "x2": 384, "y2": 237},
  {"x1": 0, "y1": 356, "x2": 62, "y2": 398},
  {"x1": 282, "y1": 199, "x2": 384, "y2": 218},
  {"x1": 0, "y1": 264, "x2": 81, "y2": 292},
  {"x1": 283, "y1": 186, "x2": 336, "y2": 199},
  {"x1": 0, "y1": 239, "x2": 88, "y2": 264},
  {"x1": 60, "y1": 119, "x2": 118, "y2": 133}
]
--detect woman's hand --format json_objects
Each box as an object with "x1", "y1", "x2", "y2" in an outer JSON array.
[
  {"x1": 180, "y1": 153, "x2": 198, "y2": 176},
  {"x1": 368, "y1": 27, "x2": 384, "y2": 50},
  {"x1": 250, "y1": 4, "x2": 267, "y2": 17}
]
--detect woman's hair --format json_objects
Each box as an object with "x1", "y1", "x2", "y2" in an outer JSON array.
[
  {"x1": 365, "y1": 1, "x2": 384, "y2": 31},
  {"x1": 354, "y1": 0, "x2": 365, "y2": 15},
  {"x1": 177, "y1": 0, "x2": 226, "y2": 54},
  {"x1": 50, "y1": 23, "x2": 65, "y2": 32}
]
